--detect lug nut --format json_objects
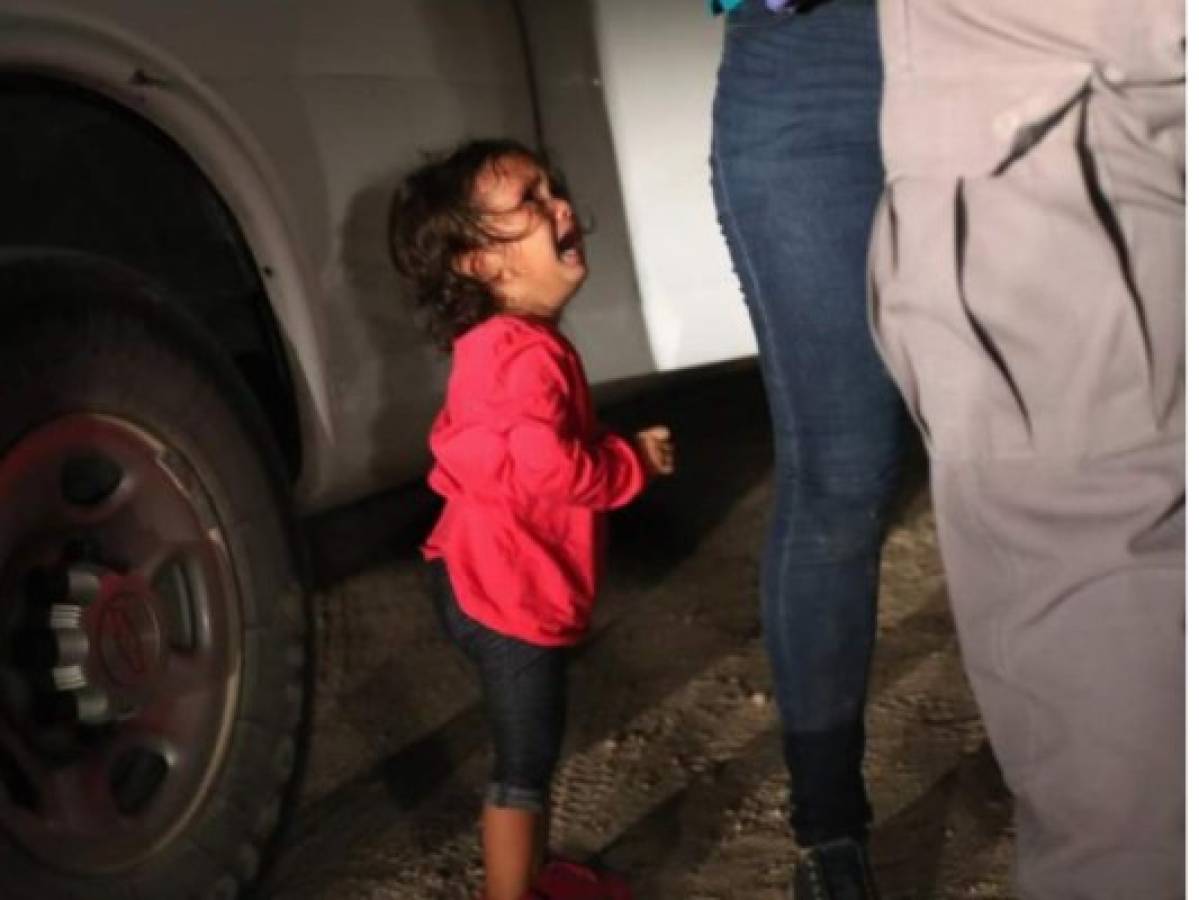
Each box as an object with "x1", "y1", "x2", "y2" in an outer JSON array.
[
  {"x1": 48, "y1": 603, "x2": 83, "y2": 630},
  {"x1": 67, "y1": 567, "x2": 103, "y2": 606},
  {"x1": 53, "y1": 628, "x2": 89, "y2": 667},
  {"x1": 51, "y1": 664, "x2": 86, "y2": 692},
  {"x1": 73, "y1": 687, "x2": 112, "y2": 725}
]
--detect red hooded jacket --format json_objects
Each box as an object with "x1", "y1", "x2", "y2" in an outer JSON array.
[{"x1": 422, "y1": 315, "x2": 648, "y2": 646}]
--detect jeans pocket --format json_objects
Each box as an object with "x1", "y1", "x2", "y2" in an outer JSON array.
[
  {"x1": 725, "y1": 0, "x2": 796, "y2": 30},
  {"x1": 719, "y1": 5, "x2": 797, "y2": 82}
]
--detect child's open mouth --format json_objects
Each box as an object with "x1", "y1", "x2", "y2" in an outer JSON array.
[{"x1": 556, "y1": 228, "x2": 584, "y2": 265}]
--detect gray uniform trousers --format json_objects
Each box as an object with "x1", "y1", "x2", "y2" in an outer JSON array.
[{"x1": 868, "y1": 2, "x2": 1184, "y2": 897}]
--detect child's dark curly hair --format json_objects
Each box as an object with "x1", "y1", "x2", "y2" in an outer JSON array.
[{"x1": 388, "y1": 138, "x2": 565, "y2": 351}]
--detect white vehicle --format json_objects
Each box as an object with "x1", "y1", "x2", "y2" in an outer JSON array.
[{"x1": 0, "y1": 1, "x2": 752, "y2": 896}]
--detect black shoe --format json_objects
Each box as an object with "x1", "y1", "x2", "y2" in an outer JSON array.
[{"x1": 791, "y1": 837, "x2": 879, "y2": 900}]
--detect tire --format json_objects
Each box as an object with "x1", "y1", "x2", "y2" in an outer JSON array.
[{"x1": 0, "y1": 261, "x2": 309, "y2": 900}]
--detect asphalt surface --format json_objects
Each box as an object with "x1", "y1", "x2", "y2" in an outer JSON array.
[{"x1": 260, "y1": 362, "x2": 1014, "y2": 899}]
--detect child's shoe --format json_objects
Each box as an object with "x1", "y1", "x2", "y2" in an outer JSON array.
[{"x1": 534, "y1": 859, "x2": 632, "y2": 900}]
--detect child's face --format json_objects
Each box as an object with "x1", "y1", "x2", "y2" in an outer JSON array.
[{"x1": 461, "y1": 153, "x2": 586, "y2": 320}]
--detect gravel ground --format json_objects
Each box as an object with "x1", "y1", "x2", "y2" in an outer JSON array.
[{"x1": 262, "y1": 364, "x2": 1014, "y2": 899}]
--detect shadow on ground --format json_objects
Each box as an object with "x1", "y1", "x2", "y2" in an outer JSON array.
[{"x1": 260, "y1": 363, "x2": 1006, "y2": 900}]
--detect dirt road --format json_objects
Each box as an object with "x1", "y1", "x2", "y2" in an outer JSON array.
[{"x1": 261, "y1": 364, "x2": 1014, "y2": 899}]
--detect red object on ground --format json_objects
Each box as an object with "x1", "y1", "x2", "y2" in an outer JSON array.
[
  {"x1": 474, "y1": 859, "x2": 631, "y2": 899},
  {"x1": 532, "y1": 859, "x2": 633, "y2": 899}
]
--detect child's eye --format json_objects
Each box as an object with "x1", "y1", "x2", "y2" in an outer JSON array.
[{"x1": 522, "y1": 182, "x2": 555, "y2": 215}]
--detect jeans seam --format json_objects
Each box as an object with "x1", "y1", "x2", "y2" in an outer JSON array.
[{"x1": 710, "y1": 149, "x2": 801, "y2": 616}]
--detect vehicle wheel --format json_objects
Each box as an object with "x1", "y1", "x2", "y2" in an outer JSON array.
[{"x1": 0, "y1": 269, "x2": 309, "y2": 899}]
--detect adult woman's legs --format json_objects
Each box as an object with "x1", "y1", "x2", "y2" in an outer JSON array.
[{"x1": 711, "y1": 0, "x2": 907, "y2": 857}]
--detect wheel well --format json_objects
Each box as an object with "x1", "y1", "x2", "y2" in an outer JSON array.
[{"x1": 0, "y1": 74, "x2": 301, "y2": 479}]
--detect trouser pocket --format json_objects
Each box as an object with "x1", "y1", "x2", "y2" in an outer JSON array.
[{"x1": 869, "y1": 78, "x2": 1183, "y2": 462}]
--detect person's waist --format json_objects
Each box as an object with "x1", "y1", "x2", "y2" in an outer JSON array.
[
  {"x1": 713, "y1": 0, "x2": 871, "y2": 13},
  {"x1": 879, "y1": 64, "x2": 1093, "y2": 179}
]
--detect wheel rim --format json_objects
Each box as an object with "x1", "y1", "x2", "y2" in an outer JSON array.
[{"x1": 0, "y1": 414, "x2": 242, "y2": 874}]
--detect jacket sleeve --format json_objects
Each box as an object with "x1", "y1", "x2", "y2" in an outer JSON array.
[{"x1": 499, "y1": 342, "x2": 647, "y2": 510}]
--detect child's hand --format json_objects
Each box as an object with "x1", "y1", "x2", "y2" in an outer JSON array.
[{"x1": 635, "y1": 426, "x2": 676, "y2": 477}]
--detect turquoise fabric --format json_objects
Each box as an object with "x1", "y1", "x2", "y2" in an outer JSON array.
[{"x1": 711, "y1": 0, "x2": 743, "y2": 12}]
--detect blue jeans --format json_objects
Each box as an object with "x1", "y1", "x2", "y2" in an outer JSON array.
[
  {"x1": 711, "y1": 0, "x2": 908, "y2": 846},
  {"x1": 428, "y1": 560, "x2": 568, "y2": 813}
]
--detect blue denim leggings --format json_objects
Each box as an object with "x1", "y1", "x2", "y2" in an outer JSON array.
[
  {"x1": 711, "y1": 0, "x2": 909, "y2": 845},
  {"x1": 429, "y1": 561, "x2": 568, "y2": 813}
]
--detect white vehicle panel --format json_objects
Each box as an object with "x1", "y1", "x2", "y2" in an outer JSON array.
[
  {"x1": 591, "y1": 0, "x2": 754, "y2": 371},
  {"x1": 0, "y1": 0, "x2": 755, "y2": 512}
]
